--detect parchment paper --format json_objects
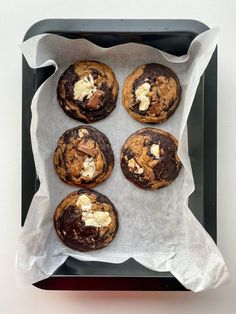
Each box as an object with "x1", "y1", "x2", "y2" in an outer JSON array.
[{"x1": 16, "y1": 28, "x2": 229, "y2": 291}]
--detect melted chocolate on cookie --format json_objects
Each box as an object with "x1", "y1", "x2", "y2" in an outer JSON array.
[
  {"x1": 120, "y1": 128, "x2": 182, "y2": 189},
  {"x1": 57, "y1": 61, "x2": 119, "y2": 123},
  {"x1": 132, "y1": 64, "x2": 181, "y2": 116},
  {"x1": 54, "y1": 189, "x2": 118, "y2": 251},
  {"x1": 122, "y1": 63, "x2": 181, "y2": 123},
  {"x1": 54, "y1": 126, "x2": 114, "y2": 188}
]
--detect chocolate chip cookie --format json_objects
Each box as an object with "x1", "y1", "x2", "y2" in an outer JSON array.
[
  {"x1": 54, "y1": 189, "x2": 118, "y2": 251},
  {"x1": 122, "y1": 63, "x2": 181, "y2": 123},
  {"x1": 54, "y1": 126, "x2": 114, "y2": 188},
  {"x1": 57, "y1": 60, "x2": 119, "y2": 123},
  {"x1": 120, "y1": 128, "x2": 182, "y2": 189}
]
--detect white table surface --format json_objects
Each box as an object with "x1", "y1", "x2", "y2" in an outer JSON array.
[{"x1": 0, "y1": 0, "x2": 236, "y2": 313}]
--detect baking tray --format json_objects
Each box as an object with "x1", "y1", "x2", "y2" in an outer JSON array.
[{"x1": 22, "y1": 19, "x2": 217, "y2": 291}]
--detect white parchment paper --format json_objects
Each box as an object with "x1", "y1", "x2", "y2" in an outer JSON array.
[{"x1": 16, "y1": 28, "x2": 229, "y2": 291}]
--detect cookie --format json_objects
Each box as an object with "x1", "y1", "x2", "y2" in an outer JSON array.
[
  {"x1": 57, "y1": 60, "x2": 119, "y2": 123},
  {"x1": 54, "y1": 126, "x2": 114, "y2": 188},
  {"x1": 54, "y1": 189, "x2": 118, "y2": 251},
  {"x1": 122, "y1": 63, "x2": 181, "y2": 123},
  {"x1": 120, "y1": 128, "x2": 182, "y2": 189}
]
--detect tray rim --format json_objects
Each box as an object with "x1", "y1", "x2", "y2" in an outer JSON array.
[
  {"x1": 21, "y1": 18, "x2": 217, "y2": 291},
  {"x1": 23, "y1": 18, "x2": 210, "y2": 41}
]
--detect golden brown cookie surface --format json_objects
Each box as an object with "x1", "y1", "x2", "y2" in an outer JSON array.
[
  {"x1": 122, "y1": 63, "x2": 181, "y2": 123},
  {"x1": 57, "y1": 60, "x2": 119, "y2": 123},
  {"x1": 54, "y1": 126, "x2": 114, "y2": 188},
  {"x1": 54, "y1": 189, "x2": 118, "y2": 251},
  {"x1": 120, "y1": 128, "x2": 182, "y2": 189}
]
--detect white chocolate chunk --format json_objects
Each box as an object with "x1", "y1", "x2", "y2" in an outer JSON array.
[
  {"x1": 81, "y1": 156, "x2": 95, "y2": 178},
  {"x1": 76, "y1": 194, "x2": 92, "y2": 210},
  {"x1": 135, "y1": 82, "x2": 151, "y2": 111},
  {"x1": 150, "y1": 144, "x2": 160, "y2": 158},
  {"x1": 78, "y1": 128, "x2": 89, "y2": 138},
  {"x1": 77, "y1": 194, "x2": 112, "y2": 228},
  {"x1": 128, "y1": 158, "x2": 144, "y2": 174},
  {"x1": 82, "y1": 211, "x2": 111, "y2": 227},
  {"x1": 73, "y1": 74, "x2": 97, "y2": 101}
]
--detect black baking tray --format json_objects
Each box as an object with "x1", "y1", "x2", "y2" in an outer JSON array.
[{"x1": 22, "y1": 19, "x2": 217, "y2": 291}]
